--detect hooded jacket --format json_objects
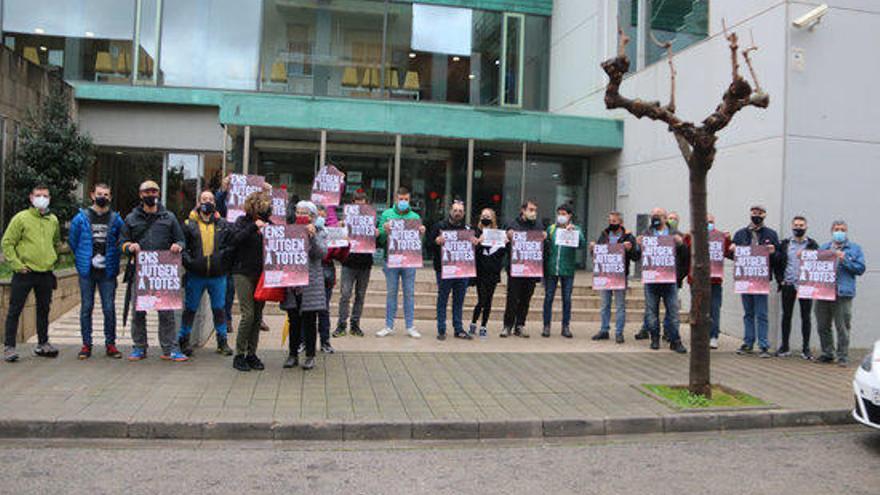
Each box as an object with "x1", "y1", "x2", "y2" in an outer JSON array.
[
  {"x1": 182, "y1": 209, "x2": 233, "y2": 278},
  {"x1": 544, "y1": 223, "x2": 586, "y2": 277},
  {"x1": 281, "y1": 229, "x2": 329, "y2": 312},
  {"x1": 1, "y1": 207, "x2": 60, "y2": 273},
  {"x1": 69, "y1": 207, "x2": 124, "y2": 279}
]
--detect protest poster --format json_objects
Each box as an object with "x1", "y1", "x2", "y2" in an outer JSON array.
[
  {"x1": 344, "y1": 204, "x2": 377, "y2": 254},
  {"x1": 555, "y1": 228, "x2": 580, "y2": 248},
  {"x1": 592, "y1": 243, "x2": 626, "y2": 290},
  {"x1": 135, "y1": 250, "x2": 182, "y2": 311},
  {"x1": 480, "y1": 228, "x2": 507, "y2": 248},
  {"x1": 226, "y1": 174, "x2": 265, "y2": 222},
  {"x1": 734, "y1": 245, "x2": 771, "y2": 294},
  {"x1": 641, "y1": 235, "x2": 677, "y2": 284},
  {"x1": 324, "y1": 226, "x2": 349, "y2": 248},
  {"x1": 386, "y1": 219, "x2": 422, "y2": 268},
  {"x1": 441, "y1": 230, "x2": 476, "y2": 279},
  {"x1": 262, "y1": 224, "x2": 309, "y2": 288},
  {"x1": 311, "y1": 164, "x2": 345, "y2": 206},
  {"x1": 270, "y1": 188, "x2": 288, "y2": 224},
  {"x1": 709, "y1": 230, "x2": 727, "y2": 280},
  {"x1": 797, "y1": 249, "x2": 838, "y2": 301},
  {"x1": 510, "y1": 230, "x2": 544, "y2": 278}
]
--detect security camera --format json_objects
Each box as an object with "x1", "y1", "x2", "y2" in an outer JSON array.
[{"x1": 792, "y1": 4, "x2": 828, "y2": 29}]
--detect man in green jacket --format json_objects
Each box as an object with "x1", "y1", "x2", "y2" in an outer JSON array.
[
  {"x1": 3, "y1": 185, "x2": 62, "y2": 362},
  {"x1": 542, "y1": 204, "x2": 585, "y2": 338}
]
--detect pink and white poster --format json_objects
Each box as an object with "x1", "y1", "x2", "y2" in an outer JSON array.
[
  {"x1": 344, "y1": 204, "x2": 377, "y2": 254},
  {"x1": 135, "y1": 250, "x2": 182, "y2": 311},
  {"x1": 797, "y1": 249, "x2": 838, "y2": 301},
  {"x1": 592, "y1": 243, "x2": 626, "y2": 291},
  {"x1": 734, "y1": 245, "x2": 771, "y2": 295},
  {"x1": 386, "y1": 219, "x2": 422, "y2": 269},
  {"x1": 709, "y1": 230, "x2": 726, "y2": 280},
  {"x1": 226, "y1": 174, "x2": 265, "y2": 222},
  {"x1": 270, "y1": 188, "x2": 288, "y2": 225},
  {"x1": 311, "y1": 164, "x2": 345, "y2": 206},
  {"x1": 263, "y1": 224, "x2": 310, "y2": 288},
  {"x1": 441, "y1": 230, "x2": 476, "y2": 279},
  {"x1": 641, "y1": 235, "x2": 677, "y2": 284},
  {"x1": 510, "y1": 230, "x2": 544, "y2": 278}
]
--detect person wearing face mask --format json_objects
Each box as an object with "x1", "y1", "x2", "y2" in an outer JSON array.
[
  {"x1": 119, "y1": 180, "x2": 186, "y2": 362},
  {"x1": 729, "y1": 205, "x2": 781, "y2": 358},
  {"x1": 590, "y1": 211, "x2": 640, "y2": 344},
  {"x1": 470, "y1": 208, "x2": 506, "y2": 340},
  {"x1": 815, "y1": 220, "x2": 865, "y2": 367},
  {"x1": 774, "y1": 216, "x2": 819, "y2": 359},
  {"x1": 542, "y1": 204, "x2": 586, "y2": 338},
  {"x1": 68, "y1": 183, "x2": 125, "y2": 360},
  {"x1": 227, "y1": 190, "x2": 273, "y2": 371},
  {"x1": 637, "y1": 207, "x2": 688, "y2": 354},
  {"x1": 501, "y1": 199, "x2": 547, "y2": 338},
  {"x1": 429, "y1": 199, "x2": 477, "y2": 340},
  {"x1": 177, "y1": 190, "x2": 234, "y2": 357},
  {"x1": 2, "y1": 185, "x2": 62, "y2": 363},
  {"x1": 683, "y1": 214, "x2": 731, "y2": 350},
  {"x1": 334, "y1": 191, "x2": 375, "y2": 338},
  {"x1": 376, "y1": 186, "x2": 426, "y2": 339}
]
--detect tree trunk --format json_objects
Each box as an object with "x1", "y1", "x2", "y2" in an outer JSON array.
[{"x1": 688, "y1": 158, "x2": 712, "y2": 397}]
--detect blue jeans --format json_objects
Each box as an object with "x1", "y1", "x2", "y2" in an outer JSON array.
[
  {"x1": 741, "y1": 294, "x2": 769, "y2": 349},
  {"x1": 384, "y1": 266, "x2": 416, "y2": 329},
  {"x1": 79, "y1": 274, "x2": 117, "y2": 346},
  {"x1": 179, "y1": 274, "x2": 227, "y2": 339},
  {"x1": 543, "y1": 275, "x2": 574, "y2": 328},
  {"x1": 318, "y1": 285, "x2": 332, "y2": 345},
  {"x1": 600, "y1": 289, "x2": 627, "y2": 336},
  {"x1": 710, "y1": 284, "x2": 723, "y2": 339},
  {"x1": 645, "y1": 283, "x2": 681, "y2": 342},
  {"x1": 436, "y1": 274, "x2": 469, "y2": 335}
]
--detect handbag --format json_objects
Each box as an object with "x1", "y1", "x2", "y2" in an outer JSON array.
[{"x1": 253, "y1": 272, "x2": 285, "y2": 302}]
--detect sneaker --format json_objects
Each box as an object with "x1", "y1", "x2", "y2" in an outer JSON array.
[
  {"x1": 468, "y1": 323, "x2": 477, "y2": 336},
  {"x1": 332, "y1": 327, "x2": 347, "y2": 338},
  {"x1": 515, "y1": 326, "x2": 530, "y2": 339},
  {"x1": 816, "y1": 354, "x2": 835, "y2": 364},
  {"x1": 301, "y1": 357, "x2": 316, "y2": 370},
  {"x1": 670, "y1": 341, "x2": 688, "y2": 354},
  {"x1": 283, "y1": 354, "x2": 298, "y2": 369},
  {"x1": 758, "y1": 348, "x2": 772, "y2": 359},
  {"x1": 406, "y1": 327, "x2": 422, "y2": 339},
  {"x1": 78, "y1": 345, "x2": 92, "y2": 360},
  {"x1": 615, "y1": 334, "x2": 625, "y2": 344},
  {"x1": 775, "y1": 347, "x2": 791, "y2": 358},
  {"x1": 709, "y1": 338, "x2": 719, "y2": 350},
  {"x1": 436, "y1": 333, "x2": 446, "y2": 341},
  {"x1": 350, "y1": 324, "x2": 364, "y2": 337},
  {"x1": 320, "y1": 343, "x2": 335, "y2": 354},
  {"x1": 499, "y1": 327, "x2": 512, "y2": 338},
  {"x1": 561, "y1": 327, "x2": 573, "y2": 339},
  {"x1": 245, "y1": 354, "x2": 265, "y2": 370},
  {"x1": 161, "y1": 351, "x2": 189, "y2": 362},
  {"x1": 179, "y1": 335, "x2": 192, "y2": 357},
  {"x1": 454, "y1": 331, "x2": 473, "y2": 340},
  {"x1": 376, "y1": 327, "x2": 394, "y2": 337},
  {"x1": 4, "y1": 346, "x2": 19, "y2": 363},
  {"x1": 650, "y1": 336, "x2": 660, "y2": 350},
  {"x1": 260, "y1": 320, "x2": 270, "y2": 332},
  {"x1": 542, "y1": 326, "x2": 551, "y2": 338},
  {"x1": 837, "y1": 358, "x2": 849, "y2": 368},
  {"x1": 591, "y1": 331, "x2": 610, "y2": 341},
  {"x1": 736, "y1": 345, "x2": 754, "y2": 355},
  {"x1": 634, "y1": 329, "x2": 650, "y2": 340},
  {"x1": 233, "y1": 354, "x2": 250, "y2": 372},
  {"x1": 479, "y1": 327, "x2": 488, "y2": 340},
  {"x1": 127, "y1": 348, "x2": 147, "y2": 361},
  {"x1": 33, "y1": 343, "x2": 59, "y2": 358},
  {"x1": 216, "y1": 336, "x2": 233, "y2": 356},
  {"x1": 801, "y1": 350, "x2": 814, "y2": 361},
  {"x1": 105, "y1": 344, "x2": 122, "y2": 359}
]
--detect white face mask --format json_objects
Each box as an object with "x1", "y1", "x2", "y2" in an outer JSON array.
[
  {"x1": 557, "y1": 215, "x2": 569, "y2": 226},
  {"x1": 32, "y1": 196, "x2": 50, "y2": 210}
]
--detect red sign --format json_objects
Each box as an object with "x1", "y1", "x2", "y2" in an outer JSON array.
[
  {"x1": 270, "y1": 188, "x2": 287, "y2": 225},
  {"x1": 344, "y1": 204, "x2": 377, "y2": 254},
  {"x1": 135, "y1": 250, "x2": 182, "y2": 311},
  {"x1": 734, "y1": 245, "x2": 771, "y2": 294},
  {"x1": 641, "y1": 235, "x2": 677, "y2": 284},
  {"x1": 386, "y1": 218, "x2": 422, "y2": 269},
  {"x1": 709, "y1": 230, "x2": 726, "y2": 280},
  {"x1": 263, "y1": 224, "x2": 309, "y2": 288},
  {"x1": 510, "y1": 230, "x2": 544, "y2": 278},
  {"x1": 441, "y1": 230, "x2": 476, "y2": 279},
  {"x1": 593, "y1": 243, "x2": 626, "y2": 290},
  {"x1": 797, "y1": 249, "x2": 838, "y2": 301},
  {"x1": 311, "y1": 164, "x2": 345, "y2": 206},
  {"x1": 226, "y1": 174, "x2": 265, "y2": 222}
]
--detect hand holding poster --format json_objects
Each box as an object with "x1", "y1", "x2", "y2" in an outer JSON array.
[
  {"x1": 592, "y1": 243, "x2": 626, "y2": 290},
  {"x1": 311, "y1": 164, "x2": 345, "y2": 206},
  {"x1": 344, "y1": 204, "x2": 377, "y2": 253},
  {"x1": 510, "y1": 230, "x2": 544, "y2": 278},
  {"x1": 480, "y1": 228, "x2": 507, "y2": 248},
  {"x1": 263, "y1": 224, "x2": 309, "y2": 288},
  {"x1": 734, "y1": 245, "x2": 770, "y2": 294},
  {"x1": 708, "y1": 230, "x2": 726, "y2": 280},
  {"x1": 386, "y1": 219, "x2": 422, "y2": 268},
  {"x1": 226, "y1": 174, "x2": 265, "y2": 222},
  {"x1": 555, "y1": 228, "x2": 580, "y2": 248},
  {"x1": 270, "y1": 188, "x2": 288, "y2": 225},
  {"x1": 797, "y1": 249, "x2": 837, "y2": 301},
  {"x1": 324, "y1": 226, "x2": 349, "y2": 248},
  {"x1": 441, "y1": 230, "x2": 476, "y2": 279},
  {"x1": 641, "y1": 235, "x2": 677, "y2": 284},
  {"x1": 135, "y1": 250, "x2": 182, "y2": 311}
]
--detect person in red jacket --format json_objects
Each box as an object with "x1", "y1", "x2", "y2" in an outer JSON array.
[{"x1": 684, "y1": 213, "x2": 731, "y2": 349}]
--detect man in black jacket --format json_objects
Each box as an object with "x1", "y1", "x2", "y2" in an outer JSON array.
[
  {"x1": 501, "y1": 200, "x2": 546, "y2": 338},
  {"x1": 774, "y1": 215, "x2": 818, "y2": 359},
  {"x1": 591, "y1": 211, "x2": 641, "y2": 343},
  {"x1": 334, "y1": 192, "x2": 374, "y2": 337},
  {"x1": 120, "y1": 181, "x2": 186, "y2": 361},
  {"x1": 429, "y1": 200, "x2": 476, "y2": 340},
  {"x1": 178, "y1": 190, "x2": 234, "y2": 356}
]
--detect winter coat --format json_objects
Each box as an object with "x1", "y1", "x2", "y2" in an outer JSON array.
[
  {"x1": 640, "y1": 227, "x2": 690, "y2": 287},
  {"x1": 120, "y1": 204, "x2": 185, "y2": 254},
  {"x1": 181, "y1": 210, "x2": 234, "y2": 278},
  {"x1": 281, "y1": 229, "x2": 329, "y2": 312},
  {"x1": 228, "y1": 214, "x2": 264, "y2": 278},
  {"x1": 427, "y1": 217, "x2": 472, "y2": 274},
  {"x1": 596, "y1": 227, "x2": 640, "y2": 278},
  {"x1": 544, "y1": 223, "x2": 586, "y2": 277},
  {"x1": 68, "y1": 207, "x2": 124, "y2": 279},
  {"x1": 1, "y1": 207, "x2": 60, "y2": 273}
]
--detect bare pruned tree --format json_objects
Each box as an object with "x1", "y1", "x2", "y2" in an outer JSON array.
[{"x1": 601, "y1": 21, "x2": 769, "y2": 397}]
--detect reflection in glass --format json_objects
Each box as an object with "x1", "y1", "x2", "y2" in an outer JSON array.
[
  {"x1": 501, "y1": 13, "x2": 524, "y2": 107},
  {"x1": 472, "y1": 145, "x2": 523, "y2": 226},
  {"x1": 134, "y1": 0, "x2": 160, "y2": 83},
  {"x1": 646, "y1": 0, "x2": 709, "y2": 66},
  {"x1": 86, "y1": 150, "x2": 163, "y2": 218}
]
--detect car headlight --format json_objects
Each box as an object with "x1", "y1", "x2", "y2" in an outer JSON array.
[{"x1": 861, "y1": 354, "x2": 873, "y2": 372}]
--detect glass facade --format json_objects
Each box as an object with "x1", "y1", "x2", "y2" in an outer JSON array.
[{"x1": 618, "y1": 0, "x2": 709, "y2": 71}]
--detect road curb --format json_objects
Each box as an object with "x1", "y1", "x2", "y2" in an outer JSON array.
[{"x1": 0, "y1": 409, "x2": 856, "y2": 441}]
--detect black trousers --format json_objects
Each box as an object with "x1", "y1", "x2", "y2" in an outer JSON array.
[
  {"x1": 780, "y1": 284, "x2": 812, "y2": 351},
  {"x1": 4, "y1": 271, "x2": 54, "y2": 347},
  {"x1": 502, "y1": 275, "x2": 537, "y2": 329},
  {"x1": 288, "y1": 309, "x2": 318, "y2": 358},
  {"x1": 472, "y1": 279, "x2": 499, "y2": 327}
]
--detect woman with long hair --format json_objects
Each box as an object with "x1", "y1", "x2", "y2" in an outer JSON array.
[{"x1": 469, "y1": 208, "x2": 507, "y2": 339}]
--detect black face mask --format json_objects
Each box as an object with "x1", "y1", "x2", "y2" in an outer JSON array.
[
  {"x1": 200, "y1": 202, "x2": 215, "y2": 215},
  {"x1": 94, "y1": 196, "x2": 109, "y2": 208},
  {"x1": 650, "y1": 216, "x2": 662, "y2": 229},
  {"x1": 480, "y1": 218, "x2": 492, "y2": 226},
  {"x1": 608, "y1": 223, "x2": 621, "y2": 232},
  {"x1": 142, "y1": 196, "x2": 158, "y2": 207},
  {"x1": 792, "y1": 228, "x2": 806, "y2": 238},
  {"x1": 751, "y1": 215, "x2": 764, "y2": 226}
]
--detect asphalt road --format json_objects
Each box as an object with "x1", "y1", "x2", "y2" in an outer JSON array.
[{"x1": 1, "y1": 426, "x2": 878, "y2": 494}]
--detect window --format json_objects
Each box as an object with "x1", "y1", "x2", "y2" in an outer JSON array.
[{"x1": 618, "y1": 0, "x2": 709, "y2": 71}]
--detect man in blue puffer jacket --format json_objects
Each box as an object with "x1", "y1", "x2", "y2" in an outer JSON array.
[{"x1": 68, "y1": 183, "x2": 125, "y2": 359}]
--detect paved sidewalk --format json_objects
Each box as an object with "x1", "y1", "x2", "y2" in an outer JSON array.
[{"x1": 0, "y1": 346, "x2": 856, "y2": 440}]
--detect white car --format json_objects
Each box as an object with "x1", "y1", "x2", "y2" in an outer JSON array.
[{"x1": 853, "y1": 340, "x2": 880, "y2": 429}]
